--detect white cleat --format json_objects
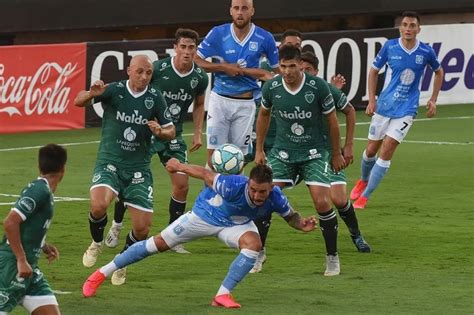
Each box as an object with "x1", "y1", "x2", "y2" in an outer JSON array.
[
  {"x1": 111, "y1": 267, "x2": 127, "y2": 285},
  {"x1": 249, "y1": 249, "x2": 267, "y2": 274},
  {"x1": 105, "y1": 225, "x2": 122, "y2": 248},
  {"x1": 82, "y1": 241, "x2": 103, "y2": 268},
  {"x1": 324, "y1": 255, "x2": 340, "y2": 276},
  {"x1": 171, "y1": 244, "x2": 191, "y2": 254}
]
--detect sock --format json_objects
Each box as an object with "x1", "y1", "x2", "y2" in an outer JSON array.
[
  {"x1": 217, "y1": 249, "x2": 258, "y2": 295},
  {"x1": 88, "y1": 212, "x2": 107, "y2": 243},
  {"x1": 120, "y1": 231, "x2": 141, "y2": 254},
  {"x1": 114, "y1": 201, "x2": 127, "y2": 224},
  {"x1": 361, "y1": 150, "x2": 377, "y2": 182},
  {"x1": 363, "y1": 158, "x2": 391, "y2": 198},
  {"x1": 169, "y1": 197, "x2": 186, "y2": 224},
  {"x1": 111, "y1": 237, "x2": 158, "y2": 271},
  {"x1": 253, "y1": 214, "x2": 272, "y2": 247},
  {"x1": 318, "y1": 210, "x2": 338, "y2": 256},
  {"x1": 337, "y1": 201, "x2": 360, "y2": 237}
]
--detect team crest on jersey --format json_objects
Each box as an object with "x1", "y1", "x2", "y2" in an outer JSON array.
[
  {"x1": 249, "y1": 41, "x2": 258, "y2": 51},
  {"x1": 415, "y1": 55, "x2": 424, "y2": 64},
  {"x1": 144, "y1": 97, "x2": 154, "y2": 109},
  {"x1": 190, "y1": 77, "x2": 199, "y2": 89},
  {"x1": 19, "y1": 196, "x2": 36, "y2": 213},
  {"x1": 305, "y1": 91, "x2": 315, "y2": 103},
  {"x1": 0, "y1": 291, "x2": 9, "y2": 306}
]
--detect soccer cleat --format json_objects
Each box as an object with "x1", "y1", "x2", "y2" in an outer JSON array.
[
  {"x1": 324, "y1": 255, "x2": 340, "y2": 276},
  {"x1": 350, "y1": 179, "x2": 368, "y2": 200},
  {"x1": 83, "y1": 269, "x2": 106, "y2": 297},
  {"x1": 111, "y1": 267, "x2": 127, "y2": 286},
  {"x1": 211, "y1": 294, "x2": 241, "y2": 308},
  {"x1": 171, "y1": 244, "x2": 191, "y2": 254},
  {"x1": 82, "y1": 242, "x2": 103, "y2": 267},
  {"x1": 249, "y1": 249, "x2": 267, "y2": 273},
  {"x1": 105, "y1": 225, "x2": 122, "y2": 248},
  {"x1": 351, "y1": 234, "x2": 371, "y2": 253},
  {"x1": 353, "y1": 196, "x2": 368, "y2": 209}
]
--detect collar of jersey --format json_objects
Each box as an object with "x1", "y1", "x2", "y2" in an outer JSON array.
[
  {"x1": 244, "y1": 183, "x2": 258, "y2": 208},
  {"x1": 282, "y1": 72, "x2": 306, "y2": 95},
  {"x1": 171, "y1": 56, "x2": 195, "y2": 78},
  {"x1": 398, "y1": 38, "x2": 420, "y2": 55},
  {"x1": 37, "y1": 176, "x2": 51, "y2": 192},
  {"x1": 126, "y1": 80, "x2": 148, "y2": 98},
  {"x1": 230, "y1": 23, "x2": 255, "y2": 47}
]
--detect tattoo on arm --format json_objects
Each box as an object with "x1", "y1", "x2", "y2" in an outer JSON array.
[{"x1": 286, "y1": 211, "x2": 303, "y2": 230}]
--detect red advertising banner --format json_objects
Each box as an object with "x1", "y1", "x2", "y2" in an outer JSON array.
[{"x1": 0, "y1": 43, "x2": 86, "y2": 133}]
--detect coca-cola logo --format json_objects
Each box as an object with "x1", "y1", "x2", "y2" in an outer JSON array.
[{"x1": 0, "y1": 62, "x2": 77, "y2": 117}]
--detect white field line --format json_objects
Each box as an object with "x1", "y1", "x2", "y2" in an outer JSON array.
[
  {"x1": 0, "y1": 193, "x2": 89, "y2": 206},
  {"x1": 0, "y1": 116, "x2": 472, "y2": 152}
]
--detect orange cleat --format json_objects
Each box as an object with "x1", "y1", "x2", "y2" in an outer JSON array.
[
  {"x1": 350, "y1": 179, "x2": 368, "y2": 200},
  {"x1": 211, "y1": 294, "x2": 241, "y2": 308},
  {"x1": 83, "y1": 269, "x2": 106, "y2": 297},
  {"x1": 353, "y1": 196, "x2": 368, "y2": 209}
]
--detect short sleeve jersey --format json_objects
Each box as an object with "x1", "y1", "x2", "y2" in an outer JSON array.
[
  {"x1": 94, "y1": 80, "x2": 173, "y2": 169},
  {"x1": 192, "y1": 174, "x2": 291, "y2": 227},
  {"x1": 0, "y1": 178, "x2": 54, "y2": 266},
  {"x1": 373, "y1": 38, "x2": 441, "y2": 118},
  {"x1": 197, "y1": 23, "x2": 278, "y2": 97},
  {"x1": 261, "y1": 73, "x2": 335, "y2": 152},
  {"x1": 151, "y1": 57, "x2": 208, "y2": 136}
]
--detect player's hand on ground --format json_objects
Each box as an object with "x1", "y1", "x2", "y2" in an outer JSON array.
[
  {"x1": 365, "y1": 101, "x2": 376, "y2": 116},
  {"x1": 331, "y1": 74, "x2": 346, "y2": 90},
  {"x1": 189, "y1": 133, "x2": 202, "y2": 152},
  {"x1": 331, "y1": 153, "x2": 346, "y2": 173},
  {"x1": 300, "y1": 215, "x2": 317, "y2": 232},
  {"x1": 147, "y1": 120, "x2": 162, "y2": 137},
  {"x1": 42, "y1": 243, "x2": 60, "y2": 264},
  {"x1": 426, "y1": 100, "x2": 437, "y2": 118},
  {"x1": 254, "y1": 150, "x2": 266, "y2": 165},
  {"x1": 222, "y1": 63, "x2": 244, "y2": 77},
  {"x1": 165, "y1": 158, "x2": 182, "y2": 173},
  {"x1": 342, "y1": 144, "x2": 354, "y2": 165},
  {"x1": 89, "y1": 80, "x2": 108, "y2": 97},
  {"x1": 16, "y1": 259, "x2": 33, "y2": 279}
]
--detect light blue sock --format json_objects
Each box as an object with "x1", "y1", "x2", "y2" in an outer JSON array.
[
  {"x1": 113, "y1": 237, "x2": 158, "y2": 269},
  {"x1": 220, "y1": 249, "x2": 258, "y2": 293},
  {"x1": 361, "y1": 150, "x2": 377, "y2": 181},
  {"x1": 362, "y1": 158, "x2": 391, "y2": 198}
]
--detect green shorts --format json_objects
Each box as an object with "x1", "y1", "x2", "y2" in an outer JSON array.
[
  {"x1": 329, "y1": 169, "x2": 347, "y2": 185},
  {"x1": 0, "y1": 255, "x2": 55, "y2": 313},
  {"x1": 267, "y1": 148, "x2": 331, "y2": 187},
  {"x1": 91, "y1": 163, "x2": 154, "y2": 212},
  {"x1": 151, "y1": 136, "x2": 188, "y2": 165}
]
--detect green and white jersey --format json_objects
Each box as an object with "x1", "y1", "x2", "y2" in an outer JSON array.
[
  {"x1": 323, "y1": 83, "x2": 349, "y2": 150},
  {"x1": 152, "y1": 57, "x2": 208, "y2": 136},
  {"x1": 0, "y1": 178, "x2": 54, "y2": 266},
  {"x1": 94, "y1": 80, "x2": 172, "y2": 169},
  {"x1": 261, "y1": 73, "x2": 335, "y2": 152}
]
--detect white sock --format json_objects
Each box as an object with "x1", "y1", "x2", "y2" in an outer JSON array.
[
  {"x1": 99, "y1": 261, "x2": 118, "y2": 277},
  {"x1": 216, "y1": 285, "x2": 230, "y2": 296},
  {"x1": 112, "y1": 220, "x2": 123, "y2": 228}
]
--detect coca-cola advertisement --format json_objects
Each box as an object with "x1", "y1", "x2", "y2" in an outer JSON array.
[{"x1": 0, "y1": 43, "x2": 86, "y2": 134}]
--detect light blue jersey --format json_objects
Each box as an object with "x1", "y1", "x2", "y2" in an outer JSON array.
[
  {"x1": 373, "y1": 38, "x2": 441, "y2": 118},
  {"x1": 192, "y1": 174, "x2": 291, "y2": 227},
  {"x1": 197, "y1": 23, "x2": 279, "y2": 98}
]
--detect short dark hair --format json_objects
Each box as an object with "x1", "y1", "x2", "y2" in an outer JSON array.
[
  {"x1": 39, "y1": 144, "x2": 67, "y2": 174},
  {"x1": 401, "y1": 11, "x2": 420, "y2": 24},
  {"x1": 281, "y1": 29, "x2": 302, "y2": 42},
  {"x1": 249, "y1": 164, "x2": 273, "y2": 184},
  {"x1": 301, "y1": 51, "x2": 319, "y2": 70},
  {"x1": 278, "y1": 45, "x2": 301, "y2": 61},
  {"x1": 175, "y1": 28, "x2": 200, "y2": 45}
]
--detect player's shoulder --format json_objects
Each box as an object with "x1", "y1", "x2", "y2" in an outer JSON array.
[
  {"x1": 19, "y1": 178, "x2": 50, "y2": 200},
  {"x1": 417, "y1": 41, "x2": 435, "y2": 54},
  {"x1": 263, "y1": 75, "x2": 283, "y2": 90},
  {"x1": 153, "y1": 57, "x2": 172, "y2": 71},
  {"x1": 385, "y1": 38, "x2": 400, "y2": 49},
  {"x1": 253, "y1": 24, "x2": 275, "y2": 40},
  {"x1": 192, "y1": 63, "x2": 207, "y2": 80},
  {"x1": 268, "y1": 185, "x2": 287, "y2": 203},
  {"x1": 304, "y1": 73, "x2": 327, "y2": 89},
  {"x1": 210, "y1": 23, "x2": 230, "y2": 35}
]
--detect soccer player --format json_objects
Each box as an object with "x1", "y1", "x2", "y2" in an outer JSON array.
[
  {"x1": 74, "y1": 55, "x2": 175, "y2": 285},
  {"x1": 350, "y1": 11, "x2": 444, "y2": 209},
  {"x1": 300, "y1": 51, "x2": 371, "y2": 252},
  {"x1": 82, "y1": 161, "x2": 317, "y2": 309},
  {"x1": 194, "y1": 0, "x2": 279, "y2": 168},
  {"x1": 255, "y1": 45, "x2": 346, "y2": 276},
  {"x1": 106, "y1": 29, "x2": 209, "y2": 255},
  {"x1": 0, "y1": 144, "x2": 67, "y2": 314}
]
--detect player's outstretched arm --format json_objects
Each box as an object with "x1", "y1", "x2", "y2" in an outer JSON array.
[
  {"x1": 241, "y1": 68, "x2": 274, "y2": 81},
  {"x1": 42, "y1": 243, "x2": 60, "y2": 264},
  {"x1": 190, "y1": 94, "x2": 205, "y2": 152},
  {"x1": 74, "y1": 80, "x2": 109, "y2": 107},
  {"x1": 341, "y1": 103, "x2": 356, "y2": 165},
  {"x1": 427, "y1": 67, "x2": 444, "y2": 118},
  {"x1": 255, "y1": 106, "x2": 271, "y2": 165},
  {"x1": 193, "y1": 56, "x2": 244, "y2": 77},
  {"x1": 3, "y1": 211, "x2": 33, "y2": 278},
  {"x1": 166, "y1": 158, "x2": 216, "y2": 187},
  {"x1": 147, "y1": 121, "x2": 176, "y2": 140},
  {"x1": 366, "y1": 68, "x2": 379, "y2": 116},
  {"x1": 326, "y1": 111, "x2": 346, "y2": 172},
  {"x1": 283, "y1": 211, "x2": 317, "y2": 232}
]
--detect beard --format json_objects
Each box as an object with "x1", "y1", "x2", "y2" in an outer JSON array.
[{"x1": 233, "y1": 17, "x2": 250, "y2": 29}]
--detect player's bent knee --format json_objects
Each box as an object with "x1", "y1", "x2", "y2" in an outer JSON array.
[
  {"x1": 238, "y1": 231, "x2": 262, "y2": 252},
  {"x1": 90, "y1": 200, "x2": 108, "y2": 216}
]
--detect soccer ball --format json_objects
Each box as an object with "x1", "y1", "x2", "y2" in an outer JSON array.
[{"x1": 211, "y1": 144, "x2": 244, "y2": 175}]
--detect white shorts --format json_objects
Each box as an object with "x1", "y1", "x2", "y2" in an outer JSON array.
[
  {"x1": 368, "y1": 113, "x2": 414, "y2": 143},
  {"x1": 206, "y1": 91, "x2": 256, "y2": 154},
  {"x1": 21, "y1": 295, "x2": 58, "y2": 313},
  {"x1": 160, "y1": 211, "x2": 258, "y2": 249}
]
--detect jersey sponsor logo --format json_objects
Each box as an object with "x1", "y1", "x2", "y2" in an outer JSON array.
[
  {"x1": 0, "y1": 291, "x2": 9, "y2": 306},
  {"x1": 225, "y1": 49, "x2": 236, "y2": 54},
  {"x1": 278, "y1": 106, "x2": 312, "y2": 120},
  {"x1": 291, "y1": 122, "x2": 305, "y2": 136},
  {"x1": 162, "y1": 76, "x2": 169, "y2": 80},
  {"x1": 278, "y1": 150, "x2": 289, "y2": 160},
  {"x1": 144, "y1": 97, "x2": 154, "y2": 109},
  {"x1": 249, "y1": 41, "x2": 258, "y2": 51},
  {"x1": 165, "y1": 103, "x2": 182, "y2": 121},
  {"x1": 149, "y1": 88, "x2": 158, "y2": 97},
  {"x1": 116, "y1": 110, "x2": 148, "y2": 125},
  {"x1": 132, "y1": 172, "x2": 144, "y2": 184},
  {"x1": 19, "y1": 196, "x2": 36, "y2": 213},
  {"x1": 400, "y1": 68, "x2": 415, "y2": 85},
  {"x1": 309, "y1": 80, "x2": 316, "y2": 86},
  {"x1": 190, "y1": 77, "x2": 199, "y2": 89},
  {"x1": 92, "y1": 174, "x2": 101, "y2": 183},
  {"x1": 390, "y1": 55, "x2": 402, "y2": 60},
  {"x1": 123, "y1": 127, "x2": 137, "y2": 141},
  {"x1": 207, "y1": 194, "x2": 223, "y2": 207},
  {"x1": 304, "y1": 91, "x2": 315, "y2": 103},
  {"x1": 309, "y1": 148, "x2": 321, "y2": 159},
  {"x1": 161, "y1": 62, "x2": 167, "y2": 68},
  {"x1": 162, "y1": 89, "x2": 192, "y2": 102},
  {"x1": 107, "y1": 164, "x2": 117, "y2": 172},
  {"x1": 415, "y1": 55, "x2": 424, "y2": 64},
  {"x1": 117, "y1": 82, "x2": 125, "y2": 88}
]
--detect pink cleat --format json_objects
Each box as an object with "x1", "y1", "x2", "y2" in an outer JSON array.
[
  {"x1": 83, "y1": 269, "x2": 106, "y2": 297},
  {"x1": 353, "y1": 196, "x2": 368, "y2": 209},
  {"x1": 211, "y1": 294, "x2": 241, "y2": 308},
  {"x1": 350, "y1": 179, "x2": 368, "y2": 200}
]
